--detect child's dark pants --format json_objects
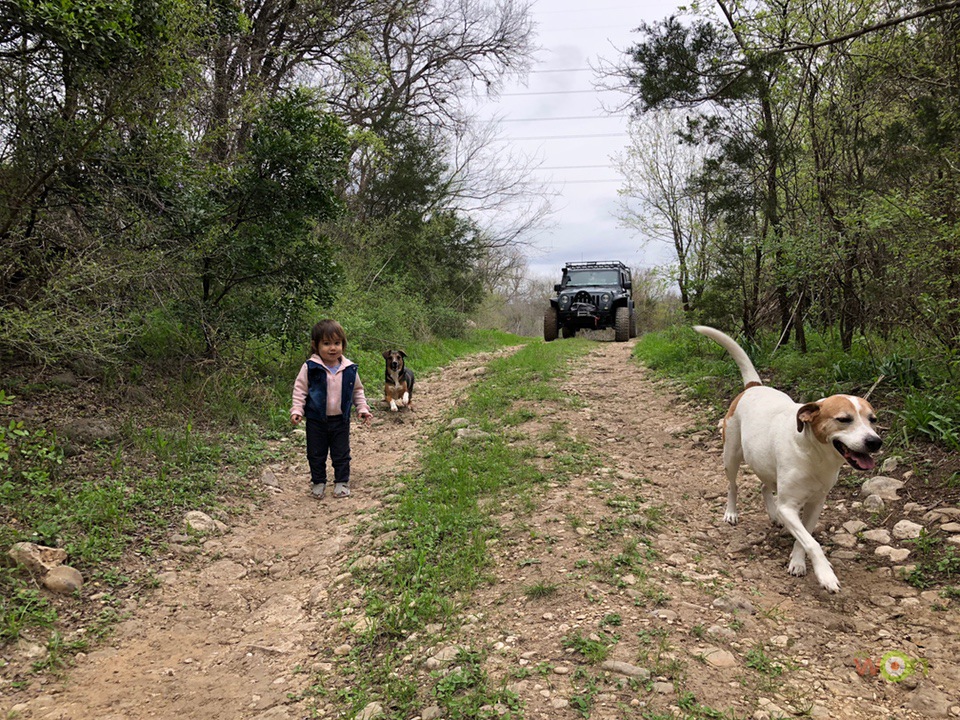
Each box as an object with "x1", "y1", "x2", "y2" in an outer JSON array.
[{"x1": 305, "y1": 415, "x2": 351, "y2": 486}]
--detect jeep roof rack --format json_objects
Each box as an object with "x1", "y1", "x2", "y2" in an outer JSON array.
[{"x1": 563, "y1": 261, "x2": 628, "y2": 270}]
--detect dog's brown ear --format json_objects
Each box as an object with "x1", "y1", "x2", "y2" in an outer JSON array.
[
  {"x1": 796, "y1": 402, "x2": 821, "y2": 432},
  {"x1": 398, "y1": 350, "x2": 406, "y2": 358},
  {"x1": 382, "y1": 350, "x2": 390, "y2": 359}
]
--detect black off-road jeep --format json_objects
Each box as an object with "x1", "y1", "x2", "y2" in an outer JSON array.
[{"x1": 544, "y1": 261, "x2": 636, "y2": 342}]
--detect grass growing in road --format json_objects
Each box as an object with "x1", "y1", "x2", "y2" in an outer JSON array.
[
  {"x1": 322, "y1": 338, "x2": 595, "y2": 719},
  {"x1": 360, "y1": 339, "x2": 593, "y2": 634},
  {"x1": 523, "y1": 581, "x2": 559, "y2": 600},
  {"x1": 562, "y1": 630, "x2": 619, "y2": 663}
]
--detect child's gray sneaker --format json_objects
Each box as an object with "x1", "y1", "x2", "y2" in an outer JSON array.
[
  {"x1": 311, "y1": 483, "x2": 326, "y2": 499},
  {"x1": 333, "y1": 483, "x2": 351, "y2": 498}
]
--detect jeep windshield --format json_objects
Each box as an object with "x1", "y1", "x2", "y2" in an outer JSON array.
[{"x1": 564, "y1": 269, "x2": 620, "y2": 286}]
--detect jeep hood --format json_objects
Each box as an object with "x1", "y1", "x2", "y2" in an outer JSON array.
[{"x1": 561, "y1": 285, "x2": 617, "y2": 293}]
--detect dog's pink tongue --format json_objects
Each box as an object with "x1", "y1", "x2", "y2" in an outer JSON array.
[{"x1": 849, "y1": 452, "x2": 876, "y2": 471}]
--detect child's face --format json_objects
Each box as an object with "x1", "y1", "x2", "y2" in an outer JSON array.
[{"x1": 317, "y1": 336, "x2": 343, "y2": 364}]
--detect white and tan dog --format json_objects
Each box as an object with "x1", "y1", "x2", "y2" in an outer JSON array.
[{"x1": 694, "y1": 325, "x2": 882, "y2": 593}]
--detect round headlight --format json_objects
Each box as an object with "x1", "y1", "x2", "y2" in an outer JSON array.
[
  {"x1": 560, "y1": 295, "x2": 570, "y2": 308},
  {"x1": 601, "y1": 293, "x2": 611, "y2": 305}
]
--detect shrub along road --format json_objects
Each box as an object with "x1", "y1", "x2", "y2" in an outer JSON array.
[{"x1": 5, "y1": 340, "x2": 959, "y2": 719}]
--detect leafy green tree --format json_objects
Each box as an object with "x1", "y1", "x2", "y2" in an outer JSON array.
[
  {"x1": 621, "y1": 10, "x2": 797, "y2": 340},
  {"x1": 171, "y1": 89, "x2": 349, "y2": 353},
  {"x1": 617, "y1": 0, "x2": 960, "y2": 352},
  {"x1": 0, "y1": 0, "x2": 205, "y2": 363},
  {"x1": 0, "y1": 0, "x2": 538, "y2": 365}
]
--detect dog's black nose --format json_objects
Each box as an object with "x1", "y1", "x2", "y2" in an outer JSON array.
[{"x1": 866, "y1": 436, "x2": 882, "y2": 453}]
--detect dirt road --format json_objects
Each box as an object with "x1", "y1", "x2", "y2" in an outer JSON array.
[{"x1": 5, "y1": 340, "x2": 959, "y2": 719}]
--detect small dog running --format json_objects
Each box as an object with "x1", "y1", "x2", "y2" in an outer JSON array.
[
  {"x1": 694, "y1": 325, "x2": 882, "y2": 593},
  {"x1": 382, "y1": 350, "x2": 415, "y2": 412}
]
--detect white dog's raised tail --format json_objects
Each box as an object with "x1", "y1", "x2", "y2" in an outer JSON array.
[{"x1": 694, "y1": 325, "x2": 762, "y2": 388}]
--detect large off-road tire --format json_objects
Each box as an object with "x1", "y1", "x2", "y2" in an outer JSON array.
[
  {"x1": 629, "y1": 310, "x2": 637, "y2": 338},
  {"x1": 544, "y1": 306, "x2": 559, "y2": 341},
  {"x1": 562, "y1": 325, "x2": 576, "y2": 339},
  {"x1": 614, "y1": 306, "x2": 631, "y2": 342}
]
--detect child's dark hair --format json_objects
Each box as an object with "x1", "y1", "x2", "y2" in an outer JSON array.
[{"x1": 310, "y1": 319, "x2": 347, "y2": 354}]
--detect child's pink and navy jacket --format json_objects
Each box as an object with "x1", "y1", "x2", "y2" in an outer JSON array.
[{"x1": 291, "y1": 355, "x2": 371, "y2": 420}]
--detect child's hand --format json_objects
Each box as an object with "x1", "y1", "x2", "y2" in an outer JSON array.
[
  {"x1": 291, "y1": 414, "x2": 302, "y2": 426},
  {"x1": 360, "y1": 411, "x2": 373, "y2": 426}
]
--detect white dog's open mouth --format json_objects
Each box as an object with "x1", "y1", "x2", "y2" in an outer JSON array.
[{"x1": 834, "y1": 440, "x2": 876, "y2": 471}]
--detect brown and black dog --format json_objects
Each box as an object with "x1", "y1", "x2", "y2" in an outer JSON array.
[{"x1": 382, "y1": 350, "x2": 415, "y2": 412}]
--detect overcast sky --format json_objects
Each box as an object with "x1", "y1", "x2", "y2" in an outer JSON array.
[{"x1": 472, "y1": 0, "x2": 682, "y2": 279}]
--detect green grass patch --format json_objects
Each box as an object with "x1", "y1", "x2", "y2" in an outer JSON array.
[
  {"x1": 562, "y1": 630, "x2": 618, "y2": 663},
  {"x1": 523, "y1": 581, "x2": 559, "y2": 599},
  {"x1": 430, "y1": 648, "x2": 522, "y2": 720},
  {"x1": 744, "y1": 644, "x2": 786, "y2": 677},
  {"x1": 360, "y1": 340, "x2": 591, "y2": 633},
  {"x1": 905, "y1": 531, "x2": 960, "y2": 589},
  {"x1": 633, "y1": 326, "x2": 740, "y2": 413}
]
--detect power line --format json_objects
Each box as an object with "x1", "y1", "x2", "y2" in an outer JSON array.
[
  {"x1": 500, "y1": 114, "x2": 628, "y2": 122},
  {"x1": 538, "y1": 178, "x2": 623, "y2": 184},
  {"x1": 498, "y1": 132, "x2": 628, "y2": 140},
  {"x1": 539, "y1": 164, "x2": 611, "y2": 170},
  {"x1": 528, "y1": 67, "x2": 592, "y2": 74},
  {"x1": 500, "y1": 89, "x2": 599, "y2": 96}
]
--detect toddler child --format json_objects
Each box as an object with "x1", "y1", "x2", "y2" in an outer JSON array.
[{"x1": 291, "y1": 319, "x2": 372, "y2": 498}]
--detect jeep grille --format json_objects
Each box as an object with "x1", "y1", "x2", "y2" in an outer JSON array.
[
  {"x1": 570, "y1": 290, "x2": 603, "y2": 308},
  {"x1": 572, "y1": 290, "x2": 600, "y2": 307}
]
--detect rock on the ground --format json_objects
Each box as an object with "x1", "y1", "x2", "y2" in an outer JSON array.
[
  {"x1": 260, "y1": 468, "x2": 280, "y2": 488},
  {"x1": 863, "y1": 528, "x2": 892, "y2": 544},
  {"x1": 43, "y1": 565, "x2": 83, "y2": 594},
  {"x1": 893, "y1": 520, "x2": 924, "y2": 539},
  {"x1": 58, "y1": 418, "x2": 117, "y2": 444},
  {"x1": 453, "y1": 428, "x2": 491, "y2": 442},
  {"x1": 183, "y1": 511, "x2": 227, "y2": 535},
  {"x1": 600, "y1": 660, "x2": 651, "y2": 679},
  {"x1": 357, "y1": 702, "x2": 384, "y2": 720},
  {"x1": 703, "y1": 647, "x2": 737, "y2": 668},
  {"x1": 7, "y1": 542, "x2": 68, "y2": 574},
  {"x1": 861, "y1": 476, "x2": 904, "y2": 500},
  {"x1": 712, "y1": 594, "x2": 756, "y2": 615},
  {"x1": 350, "y1": 555, "x2": 379, "y2": 572},
  {"x1": 905, "y1": 686, "x2": 953, "y2": 717},
  {"x1": 424, "y1": 645, "x2": 461, "y2": 669}
]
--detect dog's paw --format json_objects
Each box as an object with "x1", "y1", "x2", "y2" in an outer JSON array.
[
  {"x1": 723, "y1": 511, "x2": 739, "y2": 525},
  {"x1": 389, "y1": 401, "x2": 399, "y2": 412},
  {"x1": 818, "y1": 573, "x2": 841, "y2": 593},
  {"x1": 787, "y1": 559, "x2": 807, "y2": 577}
]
